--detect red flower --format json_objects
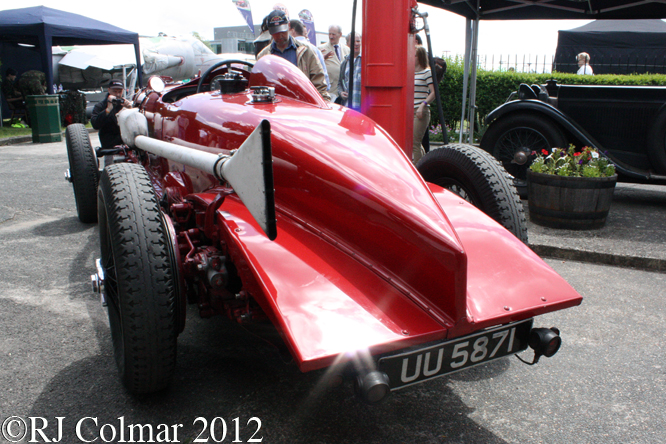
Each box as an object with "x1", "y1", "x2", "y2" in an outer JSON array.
[
  {"x1": 574, "y1": 152, "x2": 581, "y2": 156},
  {"x1": 541, "y1": 149, "x2": 549, "y2": 156}
]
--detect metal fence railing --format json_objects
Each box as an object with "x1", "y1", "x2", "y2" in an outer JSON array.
[
  {"x1": 475, "y1": 54, "x2": 556, "y2": 73},
  {"x1": 471, "y1": 54, "x2": 666, "y2": 75},
  {"x1": 553, "y1": 56, "x2": 666, "y2": 75}
]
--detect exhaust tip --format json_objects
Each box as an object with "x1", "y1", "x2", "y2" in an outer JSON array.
[
  {"x1": 529, "y1": 327, "x2": 561, "y2": 358},
  {"x1": 355, "y1": 371, "x2": 390, "y2": 404}
]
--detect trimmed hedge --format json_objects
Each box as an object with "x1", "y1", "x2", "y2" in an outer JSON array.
[{"x1": 434, "y1": 56, "x2": 666, "y2": 131}]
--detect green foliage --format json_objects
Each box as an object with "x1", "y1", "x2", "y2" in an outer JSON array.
[
  {"x1": 0, "y1": 123, "x2": 32, "y2": 137},
  {"x1": 59, "y1": 90, "x2": 88, "y2": 126},
  {"x1": 529, "y1": 145, "x2": 616, "y2": 178},
  {"x1": 430, "y1": 56, "x2": 666, "y2": 132},
  {"x1": 192, "y1": 32, "x2": 213, "y2": 51},
  {"x1": 0, "y1": 121, "x2": 91, "y2": 139},
  {"x1": 428, "y1": 125, "x2": 445, "y2": 143}
]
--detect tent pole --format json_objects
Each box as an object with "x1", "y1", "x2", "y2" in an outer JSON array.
[
  {"x1": 122, "y1": 66, "x2": 127, "y2": 98},
  {"x1": 422, "y1": 10, "x2": 449, "y2": 144},
  {"x1": 134, "y1": 43, "x2": 143, "y2": 87},
  {"x1": 467, "y1": 17, "x2": 480, "y2": 144},
  {"x1": 41, "y1": 34, "x2": 54, "y2": 95},
  {"x1": 459, "y1": 18, "x2": 472, "y2": 143},
  {"x1": 128, "y1": 67, "x2": 138, "y2": 95}
]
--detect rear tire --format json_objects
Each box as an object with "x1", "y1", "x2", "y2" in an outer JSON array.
[
  {"x1": 66, "y1": 123, "x2": 99, "y2": 223},
  {"x1": 417, "y1": 144, "x2": 528, "y2": 243},
  {"x1": 98, "y1": 163, "x2": 177, "y2": 394}
]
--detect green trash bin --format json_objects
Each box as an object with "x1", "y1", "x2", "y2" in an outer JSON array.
[{"x1": 25, "y1": 95, "x2": 62, "y2": 143}]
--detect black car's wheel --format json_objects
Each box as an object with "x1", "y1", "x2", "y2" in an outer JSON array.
[
  {"x1": 66, "y1": 123, "x2": 99, "y2": 223},
  {"x1": 417, "y1": 144, "x2": 528, "y2": 243},
  {"x1": 480, "y1": 113, "x2": 567, "y2": 193},
  {"x1": 647, "y1": 110, "x2": 666, "y2": 175},
  {"x1": 98, "y1": 163, "x2": 177, "y2": 394}
]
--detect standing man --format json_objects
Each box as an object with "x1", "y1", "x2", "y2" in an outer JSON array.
[
  {"x1": 319, "y1": 25, "x2": 349, "y2": 104},
  {"x1": 289, "y1": 19, "x2": 330, "y2": 93},
  {"x1": 91, "y1": 79, "x2": 132, "y2": 149},
  {"x1": 338, "y1": 32, "x2": 362, "y2": 112},
  {"x1": 257, "y1": 9, "x2": 330, "y2": 101}
]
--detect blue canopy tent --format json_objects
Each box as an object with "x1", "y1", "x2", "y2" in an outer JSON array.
[{"x1": 0, "y1": 6, "x2": 142, "y2": 108}]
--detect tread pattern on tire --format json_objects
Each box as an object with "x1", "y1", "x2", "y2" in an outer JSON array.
[
  {"x1": 417, "y1": 143, "x2": 528, "y2": 243},
  {"x1": 65, "y1": 123, "x2": 99, "y2": 223},
  {"x1": 99, "y1": 163, "x2": 177, "y2": 394},
  {"x1": 66, "y1": 123, "x2": 99, "y2": 223}
]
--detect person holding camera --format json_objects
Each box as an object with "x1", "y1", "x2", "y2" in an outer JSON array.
[{"x1": 91, "y1": 79, "x2": 132, "y2": 149}]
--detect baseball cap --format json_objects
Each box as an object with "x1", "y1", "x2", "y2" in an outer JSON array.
[
  {"x1": 266, "y1": 10, "x2": 288, "y2": 34},
  {"x1": 108, "y1": 79, "x2": 124, "y2": 89}
]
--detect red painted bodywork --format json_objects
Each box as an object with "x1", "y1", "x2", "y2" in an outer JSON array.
[
  {"x1": 136, "y1": 56, "x2": 582, "y2": 372},
  {"x1": 362, "y1": 0, "x2": 418, "y2": 157}
]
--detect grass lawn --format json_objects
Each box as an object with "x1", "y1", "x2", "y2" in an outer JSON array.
[
  {"x1": 0, "y1": 123, "x2": 32, "y2": 138},
  {"x1": 1, "y1": 119, "x2": 92, "y2": 139}
]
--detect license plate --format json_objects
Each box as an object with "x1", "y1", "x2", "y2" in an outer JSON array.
[{"x1": 379, "y1": 319, "x2": 533, "y2": 390}]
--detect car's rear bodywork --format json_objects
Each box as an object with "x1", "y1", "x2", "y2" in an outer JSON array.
[{"x1": 76, "y1": 56, "x2": 582, "y2": 401}]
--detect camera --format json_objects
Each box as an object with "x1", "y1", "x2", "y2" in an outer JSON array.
[{"x1": 112, "y1": 98, "x2": 124, "y2": 106}]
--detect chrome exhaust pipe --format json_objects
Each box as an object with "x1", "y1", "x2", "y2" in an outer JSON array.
[{"x1": 354, "y1": 370, "x2": 390, "y2": 404}]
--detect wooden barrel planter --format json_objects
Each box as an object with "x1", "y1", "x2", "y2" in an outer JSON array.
[{"x1": 527, "y1": 170, "x2": 617, "y2": 229}]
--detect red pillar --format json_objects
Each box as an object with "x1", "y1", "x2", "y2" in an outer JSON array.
[{"x1": 362, "y1": 0, "x2": 417, "y2": 158}]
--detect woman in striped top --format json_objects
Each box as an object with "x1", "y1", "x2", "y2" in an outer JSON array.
[{"x1": 413, "y1": 46, "x2": 436, "y2": 163}]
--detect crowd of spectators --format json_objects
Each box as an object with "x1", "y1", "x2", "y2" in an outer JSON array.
[{"x1": 257, "y1": 5, "x2": 446, "y2": 161}]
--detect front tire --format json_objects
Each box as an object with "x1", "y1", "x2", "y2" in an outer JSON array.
[
  {"x1": 481, "y1": 113, "x2": 567, "y2": 196},
  {"x1": 66, "y1": 123, "x2": 99, "y2": 223},
  {"x1": 98, "y1": 163, "x2": 177, "y2": 394},
  {"x1": 417, "y1": 144, "x2": 528, "y2": 243}
]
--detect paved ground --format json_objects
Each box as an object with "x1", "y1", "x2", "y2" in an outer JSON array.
[
  {"x1": 1, "y1": 137, "x2": 665, "y2": 444},
  {"x1": 526, "y1": 183, "x2": 666, "y2": 272}
]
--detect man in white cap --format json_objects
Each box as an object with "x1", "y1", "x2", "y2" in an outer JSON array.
[{"x1": 257, "y1": 9, "x2": 330, "y2": 101}]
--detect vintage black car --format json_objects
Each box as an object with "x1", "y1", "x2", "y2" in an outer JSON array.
[{"x1": 480, "y1": 80, "x2": 666, "y2": 193}]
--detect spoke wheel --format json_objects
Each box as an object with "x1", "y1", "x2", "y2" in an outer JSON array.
[
  {"x1": 98, "y1": 163, "x2": 177, "y2": 394},
  {"x1": 481, "y1": 113, "x2": 567, "y2": 182}
]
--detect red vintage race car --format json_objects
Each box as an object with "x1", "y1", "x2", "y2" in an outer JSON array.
[{"x1": 65, "y1": 56, "x2": 582, "y2": 403}]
